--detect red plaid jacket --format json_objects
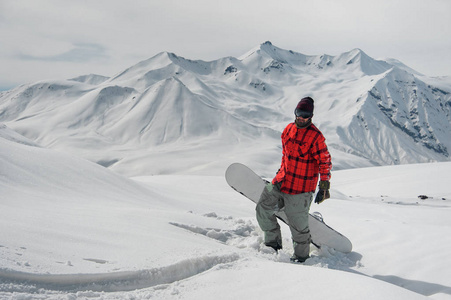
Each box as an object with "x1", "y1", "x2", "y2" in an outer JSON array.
[{"x1": 272, "y1": 122, "x2": 332, "y2": 194}]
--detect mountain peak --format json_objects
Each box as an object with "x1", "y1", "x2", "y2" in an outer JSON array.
[
  {"x1": 333, "y1": 48, "x2": 392, "y2": 75},
  {"x1": 260, "y1": 41, "x2": 277, "y2": 51},
  {"x1": 384, "y1": 58, "x2": 424, "y2": 76},
  {"x1": 239, "y1": 40, "x2": 308, "y2": 68},
  {"x1": 239, "y1": 42, "x2": 392, "y2": 76}
]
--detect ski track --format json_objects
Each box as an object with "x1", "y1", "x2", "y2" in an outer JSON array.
[
  {"x1": 0, "y1": 213, "x2": 361, "y2": 298},
  {"x1": 0, "y1": 253, "x2": 240, "y2": 293}
]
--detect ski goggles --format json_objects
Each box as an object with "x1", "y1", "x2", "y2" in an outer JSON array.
[{"x1": 294, "y1": 108, "x2": 313, "y2": 119}]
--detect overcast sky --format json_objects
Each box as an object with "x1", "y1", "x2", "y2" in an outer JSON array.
[{"x1": 1, "y1": 0, "x2": 450, "y2": 90}]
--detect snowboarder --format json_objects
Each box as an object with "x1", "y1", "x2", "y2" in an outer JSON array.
[{"x1": 256, "y1": 97, "x2": 332, "y2": 263}]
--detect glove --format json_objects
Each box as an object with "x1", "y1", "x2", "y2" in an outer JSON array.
[{"x1": 315, "y1": 181, "x2": 330, "y2": 204}]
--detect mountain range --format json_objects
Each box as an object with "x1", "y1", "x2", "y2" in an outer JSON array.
[{"x1": 1, "y1": 41, "x2": 450, "y2": 177}]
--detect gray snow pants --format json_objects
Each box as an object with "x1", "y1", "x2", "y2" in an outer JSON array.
[{"x1": 256, "y1": 182, "x2": 313, "y2": 258}]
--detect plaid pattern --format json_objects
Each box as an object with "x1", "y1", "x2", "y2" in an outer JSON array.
[{"x1": 272, "y1": 122, "x2": 332, "y2": 195}]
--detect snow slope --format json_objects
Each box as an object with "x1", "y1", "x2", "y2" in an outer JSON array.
[{"x1": 1, "y1": 126, "x2": 451, "y2": 299}]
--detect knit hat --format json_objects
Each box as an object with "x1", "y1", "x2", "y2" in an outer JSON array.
[{"x1": 294, "y1": 97, "x2": 314, "y2": 118}]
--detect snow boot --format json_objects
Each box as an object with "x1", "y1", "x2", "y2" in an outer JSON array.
[
  {"x1": 290, "y1": 254, "x2": 309, "y2": 263},
  {"x1": 265, "y1": 241, "x2": 282, "y2": 252}
]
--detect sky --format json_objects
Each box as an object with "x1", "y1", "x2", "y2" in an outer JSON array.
[{"x1": 1, "y1": 0, "x2": 450, "y2": 91}]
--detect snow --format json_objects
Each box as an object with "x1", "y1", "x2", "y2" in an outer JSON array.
[
  {"x1": 1, "y1": 126, "x2": 451, "y2": 299},
  {"x1": 1, "y1": 41, "x2": 451, "y2": 299}
]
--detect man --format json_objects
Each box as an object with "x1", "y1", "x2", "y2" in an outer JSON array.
[{"x1": 256, "y1": 97, "x2": 332, "y2": 263}]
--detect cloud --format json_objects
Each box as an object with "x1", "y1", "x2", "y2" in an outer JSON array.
[
  {"x1": 1, "y1": 0, "x2": 450, "y2": 89},
  {"x1": 16, "y1": 43, "x2": 109, "y2": 63}
]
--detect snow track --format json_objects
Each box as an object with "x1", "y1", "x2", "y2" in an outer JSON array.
[{"x1": 0, "y1": 253, "x2": 240, "y2": 293}]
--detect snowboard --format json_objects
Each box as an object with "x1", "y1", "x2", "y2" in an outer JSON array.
[{"x1": 225, "y1": 163, "x2": 352, "y2": 253}]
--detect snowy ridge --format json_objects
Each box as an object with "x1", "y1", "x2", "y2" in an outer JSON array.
[
  {"x1": 0, "y1": 123, "x2": 39, "y2": 147},
  {"x1": 69, "y1": 74, "x2": 110, "y2": 85}
]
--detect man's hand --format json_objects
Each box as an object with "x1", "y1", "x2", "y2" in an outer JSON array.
[{"x1": 315, "y1": 181, "x2": 330, "y2": 204}]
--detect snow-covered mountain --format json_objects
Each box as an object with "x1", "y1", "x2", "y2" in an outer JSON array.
[{"x1": 1, "y1": 41, "x2": 450, "y2": 176}]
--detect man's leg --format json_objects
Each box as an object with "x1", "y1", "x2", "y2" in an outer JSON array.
[
  {"x1": 256, "y1": 184, "x2": 282, "y2": 250},
  {"x1": 284, "y1": 192, "x2": 313, "y2": 260}
]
